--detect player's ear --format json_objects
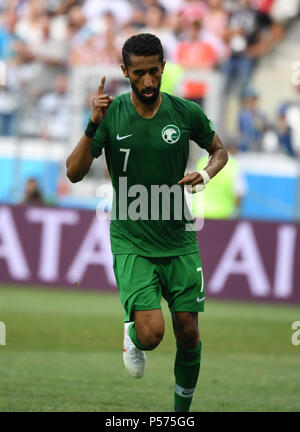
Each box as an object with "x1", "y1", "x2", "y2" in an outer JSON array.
[
  {"x1": 121, "y1": 64, "x2": 129, "y2": 79},
  {"x1": 161, "y1": 60, "x2": 166, "y2": 74}
]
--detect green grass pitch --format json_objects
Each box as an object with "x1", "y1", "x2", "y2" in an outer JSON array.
[{"x1": 0, "y1": 285, "x2": 299, "y2": 412}]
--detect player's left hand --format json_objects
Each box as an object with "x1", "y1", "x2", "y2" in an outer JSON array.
[{"x1": 178, "y1": 172, "x2": 204, "y2": 187}]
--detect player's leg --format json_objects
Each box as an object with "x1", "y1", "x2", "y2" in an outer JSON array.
[
  {"x1": 123, "y1": 309, "x2": 164, "y2": 380},
  {"x1": 160, "y1": 252, "x2": 205, "y2": 411},
  {"x1": 113, "y1": 254, "x2": 164, "y2": 378},
  {"x1": 130, "y1": 309, "x2": 165, "y2": 350},
  {"x1": 172, "y1": 311, "x2": 202, "y2": 412},
  {"x1": 172, "y1": 311, "x2": 200, "y2": 349}
]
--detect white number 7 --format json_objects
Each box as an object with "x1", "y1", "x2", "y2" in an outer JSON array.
[
  {"x1": 120, "y1": 148, "x2": 131, "y2": 172},
  {"x1": 197, "y1": 267, "x2": 204, "y2": 292}
]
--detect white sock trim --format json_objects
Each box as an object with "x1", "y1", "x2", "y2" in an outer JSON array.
[{"x1": 175, "y1": 384, "x2": 195, "y2": 399}]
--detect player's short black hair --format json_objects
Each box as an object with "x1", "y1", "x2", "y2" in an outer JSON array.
[{"x1": 122, "y1": 33, "x2": 164, "y2": 69}]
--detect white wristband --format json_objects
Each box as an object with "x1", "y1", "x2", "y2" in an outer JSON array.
[
  {"x1": 185, "y1": 169, "x2": 210, "y2": 194},
  {"x1": 198, "y1": 169, "x2": 210, "y2": 185}
]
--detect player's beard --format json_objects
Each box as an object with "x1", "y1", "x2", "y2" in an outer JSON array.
[{"x1": 131, "y1": 78, "x2": 161, "y2": 106}]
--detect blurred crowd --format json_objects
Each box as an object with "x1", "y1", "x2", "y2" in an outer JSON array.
[{"x1": 0, "y1": 0, "x2": 300, "y2": 156}]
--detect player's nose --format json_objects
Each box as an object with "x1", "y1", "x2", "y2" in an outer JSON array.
[{"x1": 143, "y1": 73, "x2": 154, "y2": 87}]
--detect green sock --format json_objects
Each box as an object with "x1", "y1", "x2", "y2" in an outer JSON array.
[
  {"x1": 128, "y1": 322, "x2": 145, "y2": 350},
  {"x1": 174, "y1": 340, "x2": 202, "y2": 412}
]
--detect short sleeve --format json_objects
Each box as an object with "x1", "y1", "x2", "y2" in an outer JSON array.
[
  {"x1": 88, "y1": 115, "x2": 108, "y2": 159},
  {"x1": 189, "y1": 101, "x2": 215, "y2": 149}
]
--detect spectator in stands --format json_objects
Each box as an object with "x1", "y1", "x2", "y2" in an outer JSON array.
[
  {"x1": 66, "y1": 4, "x2": 89, "y2": 47},
  {"x1": 0, "y1": 86, "x2": 18, "y2": 136},
  {"x1": 100, "y1": 28, "x2": 122, "y2": 64},
  {"x1": 46, "y1": 0, "x2": 83, "y2": 16},
  {"x1": 174, "y1": 19, "x2": 222, "y2": 105},
  {"x1": 238, "y1": 86, "x2": 268, "y2": 152},
  {"x1": 25, "y1": 13, "x2": 68, "y2": 95},
  {"x1": 170, "y1": 0, "x2": 207, "y2": 40},
  {"x1": 174, "y1": 20, "x2": 218, "y2": 68},
  {"x1": 70, "y1": 25, "x2": 121, "y2": 66},
  {"x1": 131, "y1": 0, "x2": 165, "y2": 28},
  {"x1": 36, "y1": 74, "x2": 70, "y2": 140},
  {"x1": 141, "y1": 4, "x2": 178, "y2": 60},
  {"x1": 20, "y1": 177, "x2": 45, "y2": 206},
  {"x1": 276, "y1": 104, "x2": 296, "y2": 157},
  {"x1": 82, "y1": 0, "x2": 133, "y2": 29},
  {"x1": 92, "y1": 10, "x2": 118, "y2": 37},
  {"x1": 253, "y1": 0, "x2": 275, "y2": 14},
  {"x1": 275, "y1": 82, "x2": 300, "y2": 157},
  {"x1": 0, "y1": 7, "x2": 33, "y2": 73},
  {"x1": 223, "y1": 0, "x2": 284, "y2": 97},
  {"x1": 116, "y1": 22, "x2": 137, "y2": 56},
  {"x1": 0, "y1": 8, "x2": 26, "y2": 136},
  {"x1": 201, "y1": 0, "x2": 230, "y2": 62},
  {"x1": 177, "y1": 0, "x2": 207, "y2": 28},
  {"x1": 15, "y1": 0, "x2": 47, "y2": 50},
  {"x1": 0, "y1": 8, "x2": 24, "y2": 62},
  {"x1": 159, "y1": 0, "x2": 183, "y2": 15},
  {"x1": 202, "y1": 0, "x2": 229, "y2": 42}
]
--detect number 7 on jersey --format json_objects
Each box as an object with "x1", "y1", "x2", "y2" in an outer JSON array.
[{"x1": 120, "y1": 148, "x2": 131, "y2": 172}]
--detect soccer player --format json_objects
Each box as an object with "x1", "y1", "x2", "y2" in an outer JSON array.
[{"x1": 66, "y1": 33, "x2": 228, "y2": 412}]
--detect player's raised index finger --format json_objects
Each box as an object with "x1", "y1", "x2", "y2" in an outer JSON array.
[{"x1": 97, "y1": 77, "x2": 106, "y2": 95}]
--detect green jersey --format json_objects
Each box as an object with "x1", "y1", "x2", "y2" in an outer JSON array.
[{"x1": 91, "y1": 92, "x2": 214, "y2": 257}]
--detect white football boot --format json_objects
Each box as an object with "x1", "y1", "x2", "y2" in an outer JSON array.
[{"x1": 123, "y1": 322, "x2": 146, "y2": 379}]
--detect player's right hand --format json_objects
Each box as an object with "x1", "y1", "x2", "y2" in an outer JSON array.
[{"x1": 91, "y1": 77, "x2": 113, "y2": 124}]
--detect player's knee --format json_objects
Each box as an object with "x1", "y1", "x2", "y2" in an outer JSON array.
[
  {"x1": 173, "y1": 312, "x2": 200, "y2": 348},
  {"x1": 184, "y1": 332, "x2": 199, "y2": 348},
  {"x1": 139, "y1": 326, "x2": 164, "y2": 350},
  {"x1": 178, "y1": 325, "x2": 200, "y2": 349},
  {"x1": 186, "y1": 328, "x2": 200, "y2": 348}
]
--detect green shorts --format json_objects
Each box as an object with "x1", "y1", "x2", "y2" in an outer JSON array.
[{"x1": 113, "y1": 252, "x2": 205, "y2": 322}]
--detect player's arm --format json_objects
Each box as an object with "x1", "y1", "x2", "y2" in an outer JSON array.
[
  {"x1": 246, "y1": 17, "x2": 284, "y2": 59},
  {"x1": 66, "y1": 77, "x2": 113, "y2": 183},
  {"x1": 178, "y1": 133, "x2": 228, "y2": 187}
]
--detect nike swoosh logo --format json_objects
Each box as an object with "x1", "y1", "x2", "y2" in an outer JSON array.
[
  {"x1": 182, "y1": 391, "x2": 194, "y2": 396},
  {"x1": 117, "y1": 134, "x2": 133, "y2": 140},
  {"x1": 196, "y1": 296, "x2": 205, "y2": 303}
]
